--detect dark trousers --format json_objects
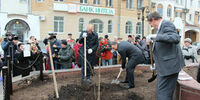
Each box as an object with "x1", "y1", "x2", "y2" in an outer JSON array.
[
  {"x1": 124, "y1": 58, "x2": 142, "y2": 87},
  {"x1": 157, "y1": 73, "x2": 178, "y2": 100},
  {"x1": 81, "y1": 65, "x2": 92, "y2": 79}
]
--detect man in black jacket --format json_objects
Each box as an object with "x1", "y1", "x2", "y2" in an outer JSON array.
[
  {"x1": 78, "y1": 24, "x2": 98, "y2": 83},
  {"x1": 111, "y1": 41, "x2": 145, "y2": 89}
]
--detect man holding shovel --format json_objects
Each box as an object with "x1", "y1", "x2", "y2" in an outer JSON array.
[
  {"x1": 111, "y1": 41, "x2": 145, "y2": 89},
  {"x1": 78, "y1": 24, "x2": 98, "y2": 83},
  {"x1": 147, "y1": 12, "x2": 185, "y2": 100}
]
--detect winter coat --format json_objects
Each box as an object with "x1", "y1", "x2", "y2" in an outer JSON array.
[
  {"x1": 182, "y1": 45, "x2": 198, "y2": 63},
  {"x1": 78, "y1": 31, "x2": 98, "y2": 67},
  {"x1": 99, "y1": 39, "x2": 113, "y2": 60},
  {"x1": 73, "y1": 43, "x2": 82, "y2": 64},
  {"x1": 58, "y1": 45, "x2": 73, "y2": 69}
]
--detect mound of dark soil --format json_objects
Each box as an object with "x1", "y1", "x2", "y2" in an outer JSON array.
[{"x1": 48, "y1": 83, "x2": 143, "y2": 100}]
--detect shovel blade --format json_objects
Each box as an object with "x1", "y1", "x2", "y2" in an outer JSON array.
[{"x1": 111, "y1": 79, "x2": 120, "y2": 84}]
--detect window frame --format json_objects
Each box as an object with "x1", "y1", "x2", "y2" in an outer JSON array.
[
  {"x1": 54, "y1": 16, "x2": 64, "y2": 33},
  {"x1": 79, "y1": 18, "x2": 84, "y2": 32},
  {"x1": 136, "y1": 22, "x2": 142, "y2": 34},
  {"x1": 108, "y1": 20, "x2": 112, "y2": 33},
  {"x1": 106, "y1": 0, "x2": 113, "y2": 7},
  {"x1": 125, "y1": 21, "x2": 133, "y2": 34},
  {"x1": 137, "y1": 0, "x2": 144, "y2": 9},
  {"x1": 80, "y1": 0, "x2": 88, "y2": 4},
  {"x1": 89, "y1": 19, "x2": 104, "y2": 34},
  {"x1": 126, "y1": 0, "x2": 134, "y2": 9}
]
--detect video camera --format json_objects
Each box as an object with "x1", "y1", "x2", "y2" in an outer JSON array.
[{"x1": 6, "y1": 33, "x2": 18, "y2": 42}]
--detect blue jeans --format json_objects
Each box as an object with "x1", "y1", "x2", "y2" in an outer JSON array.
[{"x1": 102, "y1": 59, "x2": 112, "y2": 66}]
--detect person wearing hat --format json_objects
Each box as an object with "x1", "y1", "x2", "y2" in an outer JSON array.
[
  {"x1": 182, "y1": 38, "x2": 198, "y2": 64},
  {"x1": 67, "y1": 33, "x2": 75, "y2": 47},
  {"x1": 56, "y1": 40, "x2": 73, "y2": 69}
]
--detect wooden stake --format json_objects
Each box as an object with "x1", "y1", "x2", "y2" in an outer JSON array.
[
  {"x1": 84, "y1": 36, "x2": 87, "y2": 79},
  {"x1": 97, "y1": 57, "x2": 101, "y2": 100},
  {"x1": 48, "y1": 42, "x2": 59, "y2": 99}
]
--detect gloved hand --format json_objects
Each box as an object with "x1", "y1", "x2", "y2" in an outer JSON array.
[
  {"x1": 88, "y1": 48, "x2": 93, "y2": 54},
  {"x1": 82, "y1": 32, "x2": 87, "y2": 38},
  {"x1": 120, "y1": 67, "x2": 124, "y2": 72}
]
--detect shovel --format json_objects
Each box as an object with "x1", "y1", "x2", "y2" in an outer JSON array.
[{"x1": 111, "y1": 69, "x2": 122, "y2": 84}]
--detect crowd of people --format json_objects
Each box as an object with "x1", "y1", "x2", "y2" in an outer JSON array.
[{"x1": 0, "y1": 11, "x2": 200, "y2": 100}]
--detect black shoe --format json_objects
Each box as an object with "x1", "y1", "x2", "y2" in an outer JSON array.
[
  {"x1": 120, "y1": 80, "x2": 128, "y2": 83},
  {"x1": 124, "y1": 85, "x2": 135, "y2": 89}
]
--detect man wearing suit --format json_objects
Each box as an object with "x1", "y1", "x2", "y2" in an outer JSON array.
[
  {"x1": 147, "y1": 12, "x2": 185, "y2": 100},
  {"x1": 111, "y1": 41, "x2": 145, "y2": 89}
]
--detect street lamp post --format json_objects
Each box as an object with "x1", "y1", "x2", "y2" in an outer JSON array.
[{"x1": 139, "y1": 7, "x2": 150, "y2": 37}]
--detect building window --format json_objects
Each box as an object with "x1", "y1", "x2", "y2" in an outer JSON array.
[
  {"x1": 89, "y1": 19, "x2": 104, "y2": 33},
  {"x1": 176, "y1": 0, "x2": 179, "y2": 4},
  {"x1": 198, "y1": 0, "x2": 200, "y2": 8},
  {"x1": 180, "y1": 12, "x2": 183, "y2": 18},
  {"x1": 137, "y1": 0, "x2": 144, "y2": 9},
  {"x1": 126, "y1": 0, "x2": 134, "y2": 9},
  {"x1": 80, "y1": 0, "x2": 88, "y2": 4},
  {"x1": 180, "y1": 0, "x2": 183, "y2": 5},
  {"x1": 189, "y1": 14, "x2": 192, "y2": 21},
  {"x1": 20, "y1": 0, "x2": 27, "y2": 3},
  {"x1": 93, "y1": 0, "x2": 100, "y2": 5},
  {"x1": 36, "y1": 0, "x2": 44, "y2": 2},
  {"x1": 125, "y1": 21, "x2": 133, "y2": 34},
  {"x1": 106, "y1": 0, "x2": 113, "y2": 7},
  {"x1": 136, "y1": 22, "x2": 142, "y2": 34},
  {"x1": 157, "y1": 4, "x2": 163, "y2": 17},
  {"x1": 175, "y1": 12, "x2": 178, "y2": 17},
  {"x1": 55, "y1": 0, "x2": 63, "y2": 1},
  {"x1": 108, "y1": 20, "x2": 112, "y2": 33},
  {"x1": 54, "y1": 16, "x2": 64, "y2": 33},
  {"x1": 167, "y1": 5, "x2": 172, "y2": 17},
  {"x1": 79, "y1": 18, "x2": 84, "y2": 32},
  {"x1": 190, "y1": 0, "x2": 193, "y2": 7}
]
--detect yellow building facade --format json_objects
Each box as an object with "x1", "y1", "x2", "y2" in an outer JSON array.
[{"x1": 31, "y1": 0, "x2": 151, "y2": 41}]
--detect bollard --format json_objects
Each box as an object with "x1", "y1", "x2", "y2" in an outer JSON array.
[
  {"x1": 39, "y1": 53, "x2": 44, "y2": 81},
  {"x1": 7, "y1": 55, "x2": 13, "y2": 95},
  {"x1": 2, "y1": 66, "x2": 10, "y2": 100}
]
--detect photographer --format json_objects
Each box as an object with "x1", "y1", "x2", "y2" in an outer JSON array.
[
  {"x1": 46, "y1": 34, "x2": 61, "y2": 70},
  {"x1": 1, "y1": 32, "x2": 17, "y2": 66},
  {"x1": 55, "y1": 40, "x2": 73, "y2": 69},
  {"x1": 99, "y1": 35, "x2": 113, "y2": 66}
]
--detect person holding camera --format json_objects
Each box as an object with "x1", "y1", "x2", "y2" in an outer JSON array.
[
  {"x1": 99, "y1": 35, "x2": 113, "y2": 66},
  {"x1": 55, "y1": 40, "x2": 73, "y2": 69},
  {"x1": 78, "y1": 24, "x2": 98, "y2": 83},
  {"x1": 1, "y1": 32, "x2": 17, "y2": 66},
  {"x1": 182, "y1": 38, "x2": 198, "y2": 64}
]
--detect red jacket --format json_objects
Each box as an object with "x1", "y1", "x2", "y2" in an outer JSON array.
[
  {"x1": 99, "y1": 39, "x2": 113, "y2": 60},
  {"x1": 73, "y1": 43, "x2": 82, "y2": 63}
]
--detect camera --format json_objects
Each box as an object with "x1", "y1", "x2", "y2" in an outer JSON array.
[{"x1": 6, "y1": 34, "x2": 18, "y2": 41}]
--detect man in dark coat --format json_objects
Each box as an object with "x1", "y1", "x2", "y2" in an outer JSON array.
[
  {"x1": 79, "y1": 24, "x2": 98, "y2": 83},
  {"x1": 135, "y1": 36, "x2": 150, "y2": 64},
  {"x1": 147, "y1": 12, "x2": 185, "y2": 100},
  {"x1": 111, "y1": 41, "x2": 145, "y2": 89},
  {"x1": 57, "y1": 40, "x2": 73, "y2": 69}
]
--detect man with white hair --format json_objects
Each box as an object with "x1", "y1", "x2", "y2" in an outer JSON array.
[
  {"x1": 78, "y1": 24, "x2": 98, "y2": 83},
  {"x1": 182, "y1": 38, "x2": 197, "y2": 64}
]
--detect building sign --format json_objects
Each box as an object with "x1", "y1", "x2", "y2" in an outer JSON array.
[{"x1": 53, "y1": 3, "x2": 115, "y2": 15}]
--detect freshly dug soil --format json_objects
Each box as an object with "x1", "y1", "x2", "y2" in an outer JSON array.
[
  {"x1": 10, "y1": 67, "x2": 156, "y2": 100},
  {"x1": 48, "y1": 83, "x2": 143, "y2": 100}
]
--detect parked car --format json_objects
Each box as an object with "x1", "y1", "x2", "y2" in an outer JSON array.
[{"x1": 192, "y1": 42, "x2": 200, "y2": 55}]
